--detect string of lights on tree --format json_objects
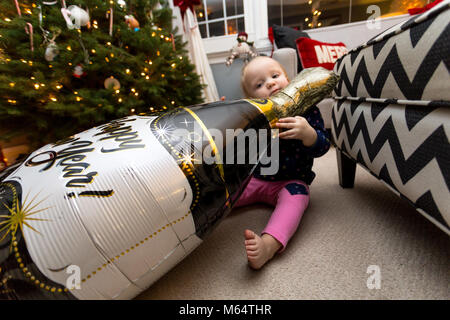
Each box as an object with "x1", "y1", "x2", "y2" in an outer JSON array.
[
  {"x1": 305, "y1": 0, "x2": 323, "y2": 29},
  {"x1": 2, "y1": 3, "x2": 178, "y2": 106},
  {"x1": 0, "y1": 0, "x2": 203, "y2": 148}
]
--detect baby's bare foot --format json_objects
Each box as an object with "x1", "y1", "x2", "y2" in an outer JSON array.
[{"x1": 244, "y1": 229, "x2": 282, "y2": 270}]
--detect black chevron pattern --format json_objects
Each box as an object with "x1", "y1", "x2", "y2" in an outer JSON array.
[
  {"x1": 332, "y1": 101, "x2": 449, "y2": 187},
  {"x1": 337, "y1": 0, "x2": 450, "y2": 64},
  {"x1": 410, "y1": 17, "x2": 434, "y2": 48},
  {"x1": 333, "y1": 7, "x2": 450, "y2": 101},
  {"x1": 332, "y1": 100, "x2": 450, "y2": 232},
  {"x1": 336, "y1": 31, "x2": 449, "y2": 100},
  {"x1": 332, "y1": 2, "x2": 450, "y2": 234}
]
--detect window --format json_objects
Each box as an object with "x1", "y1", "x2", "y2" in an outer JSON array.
[
  {"x1": 192, "y1": 0, "x2": 418, "y2": 62},
  {"x1": 190, "y1": 0, "x2": 272, "y2": 64},
  {"x1": 195, "y1": 0, "x2": 245, "y2": 38},
  {"x1": 267, "y1": 0, "x2": 429, "y2": 30}
]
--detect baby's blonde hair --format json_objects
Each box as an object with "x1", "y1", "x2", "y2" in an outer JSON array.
[{"x1": 240, "y1": 56, "x2": 289, "y2": 98}]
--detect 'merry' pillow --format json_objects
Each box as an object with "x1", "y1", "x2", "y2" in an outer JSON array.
[{"x1": 296, "y1": 37, "x2": 348, "y2": 70}]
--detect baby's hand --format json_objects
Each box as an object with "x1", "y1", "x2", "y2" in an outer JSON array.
[{"x1": 275, "y1": 116, "x2": 317, "y2": 147}]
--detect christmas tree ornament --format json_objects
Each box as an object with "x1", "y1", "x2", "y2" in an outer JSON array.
[
  {"x1": 73, "y1": 64, "x2": 86, "y2": 78},
  {"x1": 106, "y1": 6, "x2": 114, "y2": 36},
  {"x1": 226, "y1": 32, "x2": 258, "y2": 66},
  {"x1": 44, "y1": 42, "x2": 59, "y2": 62},
  {"x1": 85, "y1": 7, "x2": 91, "y2": 29},
  {"x1": 146, "y1": 0, "x2": 162, "y2": 21},
  {"x1": 125, "y1": 15, "x2": 140, "y2": 31},
  {"x1": 13, "y1": 0, "x2": 34, "y2": 51},
  {"x1": 26, "y1": 23, "x2": 34, "y2": 52},
  {"x1": 170, "y1": 33, "x2": 176, "y2": 51},
  {"x1": 77, "y1": 35, "x2": 91, "y2": 65},
  {"x1": 42, "y1": 28, "x2": 61, "y2": 62},
  {"x1": 104, "y1": 76, "x2": 121, "y2": 90},
  {"x1": 61, "y1": 5, "x2": 90, "y2": 30},
  {"x1": 0, "y1": 68, "x2": 338, "y2": 299},
  {"x1": 117, "y1": 0, "x2": 127, "y2": 10}
]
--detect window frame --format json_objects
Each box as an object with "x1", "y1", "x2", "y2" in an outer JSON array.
[
  {"x1": 200, "y1": 0, "x2": 272, "y2": 64},
  {"x1": 197, "y1": 0, "x2": 411, "y2": 64},
  {"x1": 196, "y1": 0, "x2": 246, "y2": 38}
]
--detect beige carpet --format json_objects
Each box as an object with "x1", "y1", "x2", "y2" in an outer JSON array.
[{"x1": 136, "y1": 146, "x2": 450, "y2": 300}]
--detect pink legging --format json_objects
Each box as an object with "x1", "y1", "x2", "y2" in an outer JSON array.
[{"x1": 235, "y1": 176, "x2": 310, "y2": 251}]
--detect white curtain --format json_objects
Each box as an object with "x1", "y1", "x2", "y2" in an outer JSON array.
[{"x1": 171, "y1": 3, "x2": 219, "y2": 103}]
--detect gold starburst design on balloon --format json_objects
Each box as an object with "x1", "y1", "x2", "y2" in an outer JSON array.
[{"x1": 0, "y1": 192, "x2": 51, "y2": 243}]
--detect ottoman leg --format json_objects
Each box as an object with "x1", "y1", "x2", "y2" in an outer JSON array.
[{"x1": 336, "y1": 149, "x2": 356, "y2": 188}]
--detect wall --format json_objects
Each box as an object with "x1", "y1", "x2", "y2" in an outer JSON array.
[
  {"x1": 210, "y1": 59, "x2": 245, "y2": 101},
  {"x1": 304, "y1": 13, "x2": 410, "y2": 50}
]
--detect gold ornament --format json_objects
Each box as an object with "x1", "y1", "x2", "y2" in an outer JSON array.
[{"x1": 104, "y1": 76, "x2": 121, "y2": 90}]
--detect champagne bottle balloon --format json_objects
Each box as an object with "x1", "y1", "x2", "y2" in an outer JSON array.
[{"x1": 0, "y1": 67, "x2": 338, "y2": 299}]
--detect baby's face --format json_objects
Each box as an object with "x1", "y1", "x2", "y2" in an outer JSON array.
[{"x1": 244, "y1": 58, "x2": 289, "y2": 99}]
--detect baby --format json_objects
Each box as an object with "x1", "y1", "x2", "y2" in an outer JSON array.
[{"x1": 236, "y1": 56, "x2": 330, "y2": 269}]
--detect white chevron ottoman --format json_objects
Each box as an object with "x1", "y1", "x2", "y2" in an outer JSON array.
[{"x1": 331, "y1": 0, "x2": 450, "y2": 235}]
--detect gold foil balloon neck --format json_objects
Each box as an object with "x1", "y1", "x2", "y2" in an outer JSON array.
[{"x1": 269, "y1": 67, "x2": 339, "y2": 120}]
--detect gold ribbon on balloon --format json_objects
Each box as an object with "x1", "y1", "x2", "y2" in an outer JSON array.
[{"x1": 182, "y1": 107, "x2": 229, "y2": 199}]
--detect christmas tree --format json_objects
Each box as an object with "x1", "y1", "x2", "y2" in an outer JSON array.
[{"x1": 0, "y1": 0, "x2": 204, "y2": 149}]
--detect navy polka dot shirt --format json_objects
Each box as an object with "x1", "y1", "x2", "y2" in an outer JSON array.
[{"x1": 254, "y1": 106, "x2": 330, "y2": 185}]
